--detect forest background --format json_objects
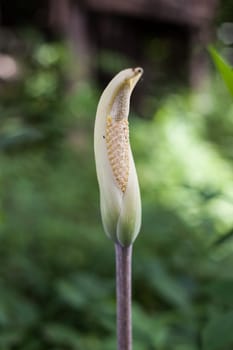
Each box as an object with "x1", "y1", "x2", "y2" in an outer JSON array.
[{"x1": 0, "y1": 1, "x2": 233, "y2": 349}]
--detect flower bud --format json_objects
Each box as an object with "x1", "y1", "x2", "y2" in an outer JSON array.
[{"x1": 94, "y1": 68, "x2": 143, "y2": 246}]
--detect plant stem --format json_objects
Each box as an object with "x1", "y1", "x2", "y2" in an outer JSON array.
[{"x1": 115, "y1": 243, "x2": 133, "y2": 350}]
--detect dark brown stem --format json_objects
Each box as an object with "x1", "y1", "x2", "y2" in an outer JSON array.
[{"x1": 115, "y1": 243, "x2": 132, "y2": 350}]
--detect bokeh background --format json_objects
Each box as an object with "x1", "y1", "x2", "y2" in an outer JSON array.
[{"x1": 0, "y1": 1, "x2": 233, "y2": 349}]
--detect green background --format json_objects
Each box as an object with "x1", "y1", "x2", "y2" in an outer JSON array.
[{"x1": 0, "y1": 3, "x2": 233, "y2": 349}]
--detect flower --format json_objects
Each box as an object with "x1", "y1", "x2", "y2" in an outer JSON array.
[{"x1": 94, "y1": 67, "x2": 143, "y2": 246}]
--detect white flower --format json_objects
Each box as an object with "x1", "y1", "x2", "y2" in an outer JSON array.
[{"x1": 94, "y1": 67, "x2": 143, "y2": 246}]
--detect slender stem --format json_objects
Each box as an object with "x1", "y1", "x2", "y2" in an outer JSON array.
[{"x1": 115, "y1": 243, "x2": 133, "y2": 350}]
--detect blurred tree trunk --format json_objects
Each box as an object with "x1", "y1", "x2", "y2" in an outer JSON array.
[
  {"x1": 189, "y1": 23, "x2": 213, "y2": 89},
  {"x1": 49, "y1": 0, "x2": 92, "y2": 85}
]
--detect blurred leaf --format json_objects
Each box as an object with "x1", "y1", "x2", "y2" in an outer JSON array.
[
  {"x1": 202, "y1": 311, "x2": 233, "y2": 350},
  {"x1": 98, "y1": 50, "x2": 132, "y2": 75},
  {"x1": 0, "y1": 287, "x2": 39, "y2": 327},
  {"x1": 0, "y1": 128, "x2": 43, "y2": 150},
  {"x1": 56, "y1": 273, "x2": 113, "y2": 310},
  {"x1": 44, "y1": 323, "x2": 80, "y2": 347},
  {"x1": 56, "y1": 280, "x2": 86, "y2": 309},
  {"x1": 214, "y1": 227, "x2": 233, "y2": 246},
  {"x1": 207, "y1": 279, "x2": 233, "y2": 305},
  {"x1": 34, "y1": 43, "x2": 64, "y2": 67},
  {"x1": 133, "y1": 304, "x2": 169, "y2": 348},
  {"x1": 209, "y1": 46, "x2": 233, "y2": 96},
  {"x1": 143, "y1": 260, "x2": 190, "y2": 308},
  {"x1": 0, "y1": 330, "x2": 24, "y2": 347},
  {"x1": 25, "y1": 71, "x2": 58, "y2": 97}
]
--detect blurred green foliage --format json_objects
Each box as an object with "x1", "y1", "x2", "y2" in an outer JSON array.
[
  {"x1": 209, "y1": 47, "x2": 233, "y2": 97},
  {"x1": 0, "y1": 31, "x2": 233, "y2": 350}
]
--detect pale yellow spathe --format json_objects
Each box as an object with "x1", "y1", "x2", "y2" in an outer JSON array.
[{"x1": 94, "y1": 68, "x2": 143, "y2": 246}]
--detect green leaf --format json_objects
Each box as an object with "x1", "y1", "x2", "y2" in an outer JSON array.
[
  {"x1": 209, "y1": 46, "x2": 233, "y2": 97},
  {"x1": 133, "y1": 304, "x2": 169, "y2": 348},
  {"x1": 56, "y1": 273, "x2": 113, "y2": 310},
  {"x1": 0, "y1": 330, "x2": 23, "y2": 347},
  {"x1": 202, "y1": 311, "x2": 233, "y2": 350},
  {"x1": 56, "y1": 280, "x2": 86, "y2": 309},
  {"x1": 0, "y1": 287, "x2": 39, "y2": 327},
  {"x1": 142, "y1": 259, "x2": 190, "y2": 308},
  {"x1": 207, "y1": 279, "x2": 233, "y2": 305},
  {"x1": 44, "y1": 323, "x2": 80, "y2": 347}
]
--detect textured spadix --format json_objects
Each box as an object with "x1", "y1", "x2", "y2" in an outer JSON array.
[{"x1": 94, "y1": 68, "x2": 143, "y2": 246}]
